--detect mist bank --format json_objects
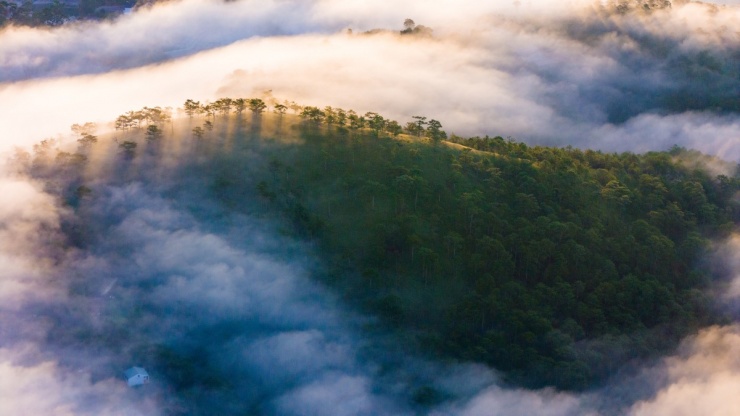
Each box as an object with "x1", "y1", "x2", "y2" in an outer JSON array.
[
  {"x1": 0, "y1": 0, "x2": 561, "y2": 83},
  {"x1": 0, "y1": 159, "x2": 416, "y2": 414},
  {"x1": 0, "y1": 0, "x2": 736, "y2": 85},
  {"x1": 1, "y1": 0, "x2": 740, "y2": 414},
  {"x1": 1, "y1": 0, "x2": 739, "y2": 159}
]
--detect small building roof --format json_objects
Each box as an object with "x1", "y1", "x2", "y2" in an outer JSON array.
[{"x1": 123, "y1": 366, "x2": 149, "y2": 379}]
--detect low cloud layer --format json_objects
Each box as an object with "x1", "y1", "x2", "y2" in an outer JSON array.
[
  {"x1": 628, "y1": 324, "x2": 740, "y2": 416},
  {"x1": 1, "y1": 0, "x2": 738, "y2": 159},
  {"x1": 1, "y1": 0, "x2": 739, "y2": 414},
  {"x1": 0, "y1": 177, "x2": 412, "y2": 414},
  {"x1": 0, "y1": 0, "x2": 584, "y2": 84}
]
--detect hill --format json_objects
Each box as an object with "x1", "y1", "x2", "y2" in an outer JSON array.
[{"x1": 17, "y1": 98, "x2": 740, "y2": 390}]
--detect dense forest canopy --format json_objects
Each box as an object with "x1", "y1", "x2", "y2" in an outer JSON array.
[{"x1": 17, "y1": 97, "x2": 740, "y2": 392}]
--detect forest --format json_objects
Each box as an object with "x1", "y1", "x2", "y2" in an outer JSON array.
[
  {"x1": 18, "y1": 97, "x2": 740, "y2": 392},
  {"x1": 0, "y1": 0, "x2": 136, "y2": 27}
]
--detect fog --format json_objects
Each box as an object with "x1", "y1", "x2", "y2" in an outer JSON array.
[
  {"x1": 1, "y1": 0, "x2": 739, "y2": 414},
  {"x1": 1, "y1": 0, "x2": 738, "y2": 159},
  {"x1": 0, "y1": 172, "x2": 411, "y2": 414}
]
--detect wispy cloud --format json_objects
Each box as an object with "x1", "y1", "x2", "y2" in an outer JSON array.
[
  {"x1": 627, "y1": 324, "x2": 740, "y2": 416},
  {"x1": 1, "y1": 1, "x2": 739, "y2": 414},
  {"x1": 1, "y1": 1, "x2": 738, "y2": 159}
]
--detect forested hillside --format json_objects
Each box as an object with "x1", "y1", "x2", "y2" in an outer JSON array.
[{"x1": 19, "y1": 99, "x2": 740, "y2": 391}]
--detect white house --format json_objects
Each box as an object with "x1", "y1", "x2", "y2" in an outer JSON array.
[{"x1": 123, "y1": 366, "x2": 150, "y2": 387}]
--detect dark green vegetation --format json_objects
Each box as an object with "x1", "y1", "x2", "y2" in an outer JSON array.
[
  {"x1": 0, "y1": 0, "x2": 136, "y2": 28},
  {"x1": 241, "y1": 117, "x2": 740, "y2": 390},
  {"x1": 20, "y1": 98, "x2": 740, "y2": 391}
]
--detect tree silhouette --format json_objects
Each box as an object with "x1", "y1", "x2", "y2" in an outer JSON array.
[
  {"x1": 192, "y1": 127, "x2": 205, "y2": 139},
  {"x1": 248, "y1": 98, "x2": 267, "y2": 114},
  {"x1": 146, "y1": 125, "x2": 162, "y2": 141},
  {"x1": 118, "y1": 141, "x2": 137, "y2": 159},
  {"x1": 233, "y1": 98, "x2": 247, "y2": 115},
  {"x1": 402, "y1": 18, "x2": 416, "y2": 33},
  {"x1": 274, "y1": 103, "x2": 287, "y2": 115},
  {"x1": 426, "y1": 119, "x2": 446, "y2": 141},
  {"x1": 183, "y1": 99, "x2": 201, "y2": 118}
]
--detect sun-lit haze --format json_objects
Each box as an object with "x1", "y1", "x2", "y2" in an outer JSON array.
[
  {"x1": 1, "y1": 0, "x2": 738, "y2": 159},
  {"x1": 1, "y1": 0, "x2": 739, "y2": 414}
]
